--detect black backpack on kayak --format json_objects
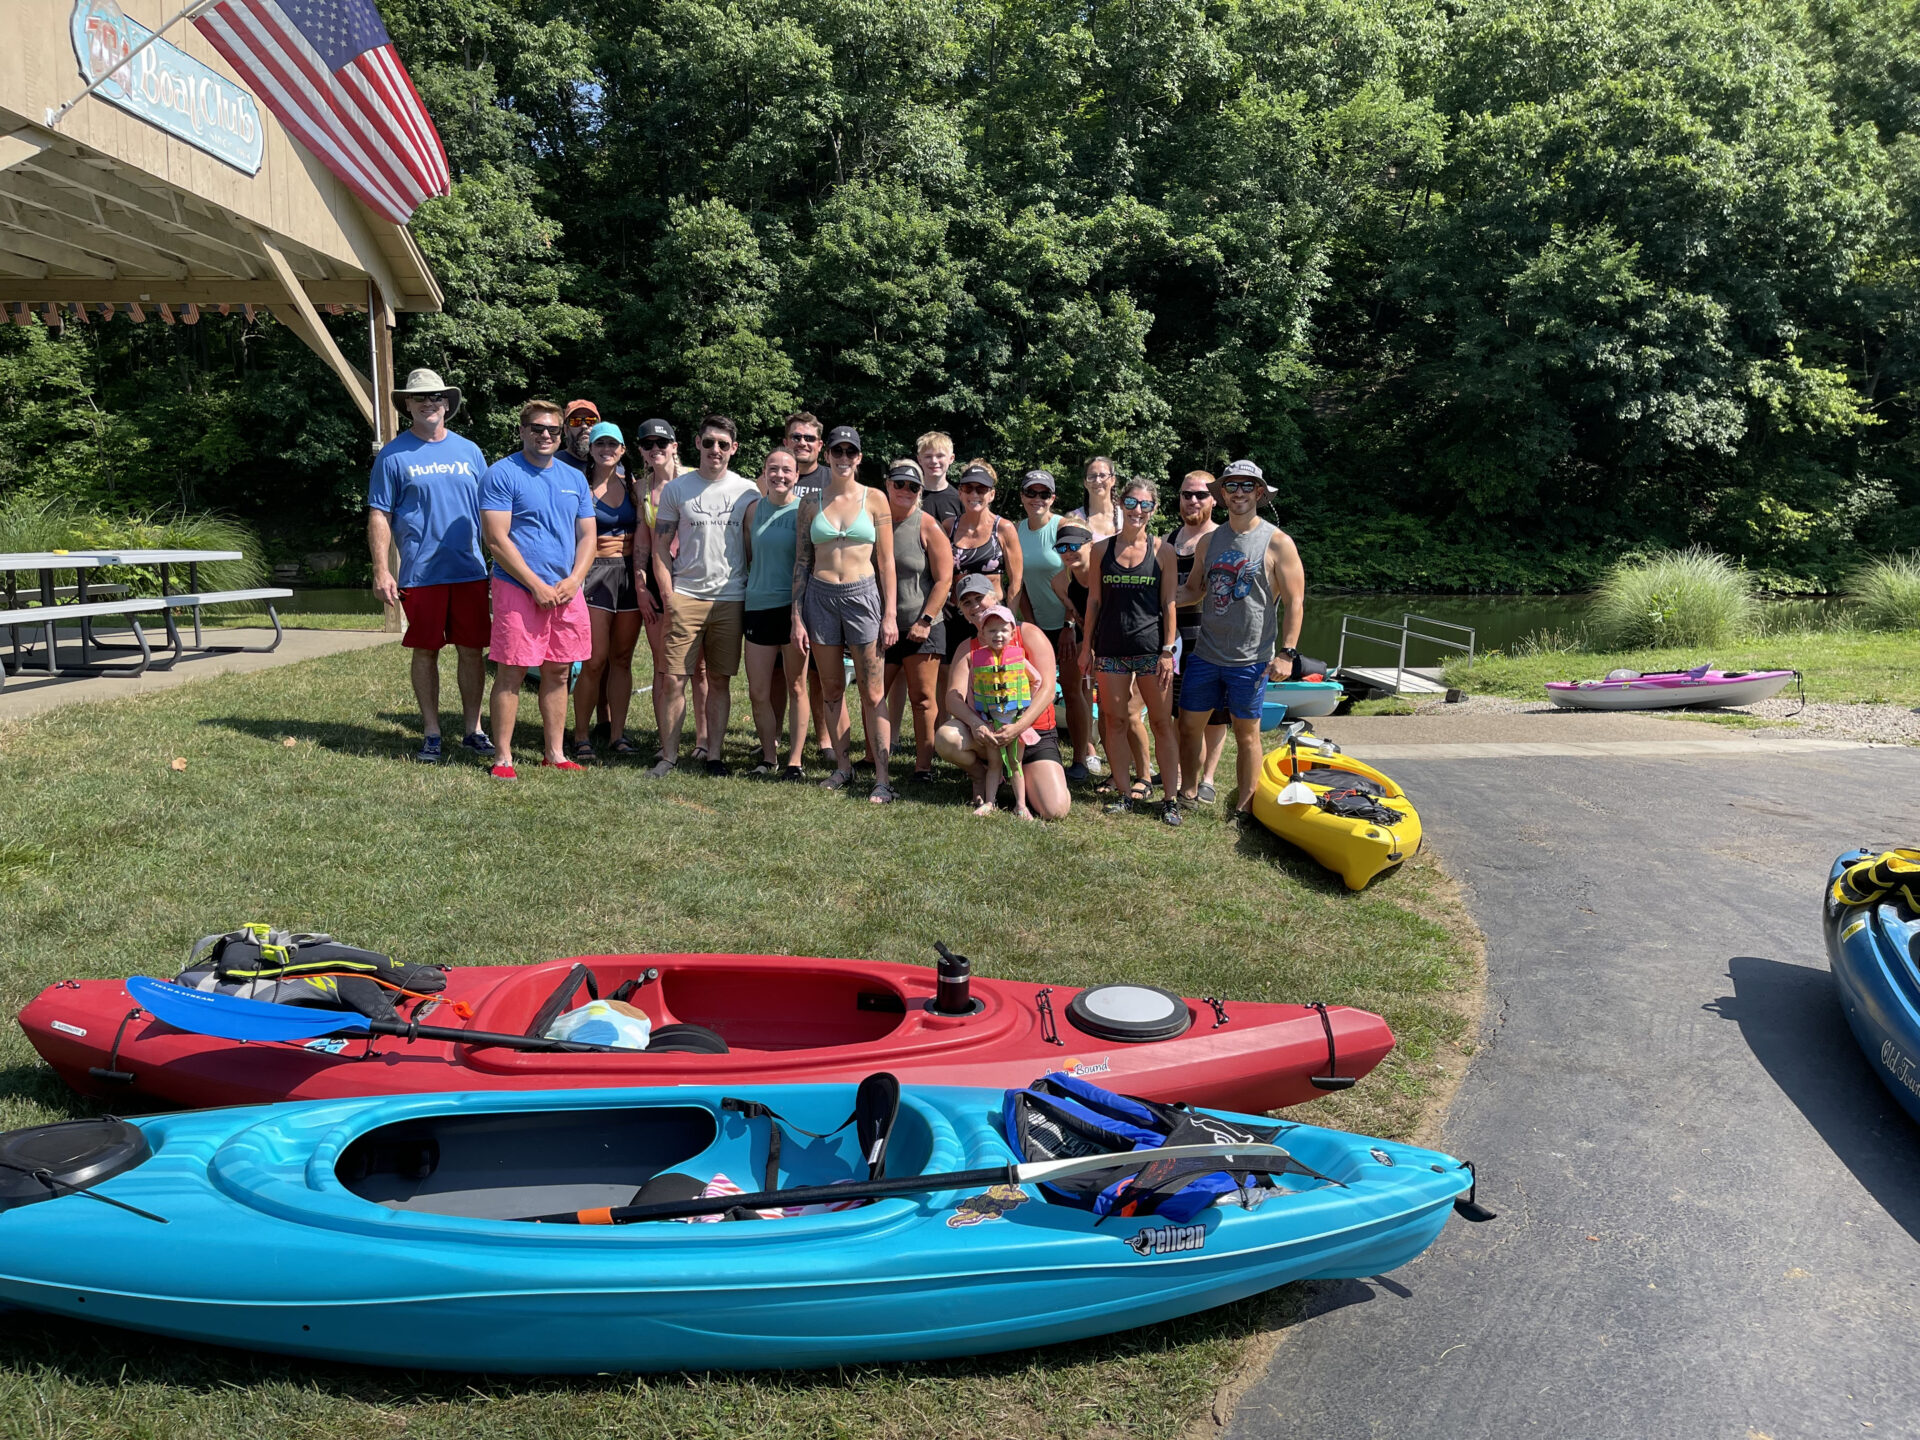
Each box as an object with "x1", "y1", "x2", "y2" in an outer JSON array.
[
  {"x1": 177, "y1": 925, "x2": 445, "y2": 1020},
  {"x1": 1002, "y1": 1072, "x2": 1289, "y2": 1223}
]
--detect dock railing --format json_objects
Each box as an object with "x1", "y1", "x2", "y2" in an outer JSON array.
[{"x1": 1334, "y1": 613, "x2": 1477, "y2": 697}]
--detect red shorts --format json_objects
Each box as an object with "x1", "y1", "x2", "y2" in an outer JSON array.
[
  {"x1": 401, "y1": 579, "x2": 491, "y2": 651},
  {"x1": 489, "y1": 577, "x2": 592, "y2": 668}
]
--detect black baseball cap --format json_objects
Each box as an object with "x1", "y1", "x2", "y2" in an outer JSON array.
[
  {"x1": 956, "y1": 464, "x2": 995, "y2": 488},
  {"x1": 826, "y1": 425, "x2": 862, "y2": 450},
  {"x1": 637, "y1": 418, "x2": 675, "y2": 442}
]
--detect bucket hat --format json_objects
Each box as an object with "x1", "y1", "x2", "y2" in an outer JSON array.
[{"x1": 392, "y1": 368, "x2": 463, "y2": 417}]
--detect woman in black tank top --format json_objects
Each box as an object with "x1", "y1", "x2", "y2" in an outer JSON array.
[{"x1": 1082, "y1": 477, "x2": 1184, "y2": 824}]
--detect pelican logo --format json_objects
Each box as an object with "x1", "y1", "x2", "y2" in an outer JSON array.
[{"x1": 1126, "y1": 1223, "x2": 1206, "y2": 1257}]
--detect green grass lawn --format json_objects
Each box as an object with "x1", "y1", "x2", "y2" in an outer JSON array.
[
  {"x1": 1446, "y1": 629, "x2": 1920, "y2": 706},
  {"x1": 0, "y1": 642, "x2": 1478, "y2": 1440}
]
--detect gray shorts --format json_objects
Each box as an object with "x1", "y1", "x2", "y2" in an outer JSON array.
[{"x1": 802, "y1": 574, "x2": 883, "y2": 647}]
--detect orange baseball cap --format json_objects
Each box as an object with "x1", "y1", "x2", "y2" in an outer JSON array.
[{"x1": 564, "y1": 399, "x2": 600, "y2": 423}]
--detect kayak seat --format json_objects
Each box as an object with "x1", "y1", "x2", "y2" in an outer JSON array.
[
  {"x1": 648, "y1": 1023, "x2": 730, "y2": 1054},
  {"x1": 631, "y1": 1171, "x2": 707, "y2": 1205}
]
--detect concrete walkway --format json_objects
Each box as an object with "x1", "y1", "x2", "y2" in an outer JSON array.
[
  {"x1": 0, "y1": 627, "x2": 396, "y2": 723},
  {"x1": 1229, "y1": 741, "x2": 1920, "y2": 1440}
]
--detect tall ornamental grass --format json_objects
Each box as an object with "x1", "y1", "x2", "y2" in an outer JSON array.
[
  {"x1": 1589, "y1": 547, "x2": 1756, "y2": 648},
  {"x1": 0, "y1": 495, "x2": 262, "y2": 595},
  {"x1": 1845, "y1": 552, "x2": 1920, "y2": 630}
]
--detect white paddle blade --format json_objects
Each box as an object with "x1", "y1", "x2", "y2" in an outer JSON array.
[
  {"x1": 1015, "y1": 1141, "x2": 1296, "y2": 1188},
  {"x1": 1276, "y1": 780, "x2": 1318, "y2": 806}
]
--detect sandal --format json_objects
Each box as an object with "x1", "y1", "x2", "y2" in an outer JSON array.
[
  {"x1": 821, "y1": 769, "x2": 854, "y2": 792},
  {"x1": 911, "y1": 769, "x2": 934, "y2": 784},
  {"x1": 1129, "y1": 780, "x2": 1152, "y2": 803},
  {"x1": 610, "y1": 736, "x2": 640, "y2": 757},
  {"x1": 869, "y1": 782, "x2": 897, "y2": 805},
  {"x1": 782, "y1": 765, "x2": 806, "y2": 782},
  {"x1": 570, "y1": 740, "x2": 596, "y2": 763},
  {"x1": 749, "y1": 760, "x2": 778, "y2": 777},
  {"x1": 646, "y1": 758, "x2": 677, "y2": 779}
]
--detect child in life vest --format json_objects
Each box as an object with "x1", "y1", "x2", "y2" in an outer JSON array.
[{"x1": 968, "y1": 607, "x2": 1043, "y2": 819}]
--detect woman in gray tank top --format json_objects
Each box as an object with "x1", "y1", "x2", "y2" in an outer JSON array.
[{"x1": 881, "y1": 459, "x2": 955, "y2": 781}]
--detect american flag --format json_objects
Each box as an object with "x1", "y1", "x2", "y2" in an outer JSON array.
[{"x1": 193, "y1": 0, "x2": 451, "y2": 225}]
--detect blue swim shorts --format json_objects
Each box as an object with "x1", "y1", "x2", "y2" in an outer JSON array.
[{"x1": 1180, "y1": 654, "x2": 1267, "y2": 721}]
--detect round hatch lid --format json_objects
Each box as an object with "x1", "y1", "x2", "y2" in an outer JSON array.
[
  {"x1": 1065, "y1": 984, "x2": 1192, "y2": 1043},
  {"x1": 0, "y1": 1117, "x2": 151, "y2": 1212}
]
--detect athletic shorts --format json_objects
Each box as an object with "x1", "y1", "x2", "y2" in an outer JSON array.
[
  {"x1": 944, "y1": 616, "x2": 976, "y2": 661},
  {"x1": 1022, "y1": 726, "x2": 1063, "y2": 768},
  {"x1": 582, "y1": 555, "x2": 639, "y2": 613},
  {"x1": 488, "y1": 577, "x2": 591, "y2": 668},
  {"x1": 1172, "y1": 626, "x2": 1229, "y2": 724},
  {"x1": 1181, "y1": 653, "x2": 1267, "y2": 721},
  {"x1": 663, "y1": 593, "x2": 746, "y2": 677},
  {"x1": 801, "y1": 574, "x2": 883, "y2": 648},
  {"x1": 400, "y1": 578, "x2": 490, "y2": 651},
  {"x1": 744, "y1": 605, "x2": 793, "y2": 649},
  {"x1": 1096, "y1": 653, "x2": 1159, "y2": 676},
  {"x1": 886, "y1": 619, "x2": 947, "y2": 665}
]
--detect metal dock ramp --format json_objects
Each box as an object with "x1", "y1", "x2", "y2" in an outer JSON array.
[{"x1": 1333, "y1": 614, "x2": 1475, "y2": 699}]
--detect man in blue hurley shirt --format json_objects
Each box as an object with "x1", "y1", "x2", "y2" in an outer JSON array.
[
  {"x1": 479, "y1": 399, "x2": 597, "y2": 780},
  {"x1": 368, "y1": 368, "x2": 494, "y2": 764}
]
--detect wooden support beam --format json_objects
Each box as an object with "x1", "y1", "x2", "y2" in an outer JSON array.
[
  {"x1": 17, "y1": 150, "x2": 261, "y2": 265},
  {"x1": 0, "y1": 278, "x2": 390, "y2": 306},
  {"x1": 260, "y1": 236, "x2": 374, "y2": 431},
  {"x1": 0, "y1": 222, "x2": 119, "y2": 278},
  {"x1": 0, "y1": 170, "x2": 250, "y2": 277},
  {"x1": 0, "y1": 128, "x2": 52, "y2": 174},
  {"x1": 0, "y1": 248, "x2": 49, "y2": 278}
]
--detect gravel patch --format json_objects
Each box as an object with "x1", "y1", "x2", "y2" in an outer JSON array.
[{"x1": 1382, "y1": 692, "x2": 1920, "y2": 744}]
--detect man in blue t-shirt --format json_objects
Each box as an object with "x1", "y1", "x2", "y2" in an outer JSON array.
[
  {"x1": 479, "y1": 398, "x2": 597, "y2": 780},
  {"x1": 368, "y1": 368, "x2": 493, "y2": 764}
]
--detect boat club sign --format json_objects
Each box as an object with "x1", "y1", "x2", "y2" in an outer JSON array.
[{"x1": 69, "y1": 0, "x2": 264, "y2": 174}]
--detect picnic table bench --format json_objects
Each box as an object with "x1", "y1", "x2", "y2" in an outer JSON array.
[{"x1": 0, "y1": 550, "x2": 292, "y2": 692}]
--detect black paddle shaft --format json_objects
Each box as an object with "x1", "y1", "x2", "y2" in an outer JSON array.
[
  {"x1": 522, "y1": 1164, "x2": 1022, "y2": 1224},
  {"x1": 366, "y1": 1016, "x2": 615, "y2": 1054}
]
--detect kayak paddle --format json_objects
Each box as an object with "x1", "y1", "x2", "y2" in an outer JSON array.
[
  {"x1": 522, "y1": 1140, "x2": 1323, "y2": 1225},
  {"x1": 125, "y1": 976, "x2": 621, "y2": 1054}
]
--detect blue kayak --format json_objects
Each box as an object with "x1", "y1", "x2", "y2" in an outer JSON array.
[
  {"x1": 0, "y1": 1081, "x2": 1474, "y2": 1373},
  {"x1": 1825, "y1": 850, "x2": 1920, "y2": 1126},
  {"x1": 1260, "y1": 680, "x2": 1344, "y2": 730}
]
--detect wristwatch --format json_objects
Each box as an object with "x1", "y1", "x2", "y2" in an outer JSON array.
[
  {"x1": 917, "y1": 613, "x2": 935, "y2": 628},
  {"x1": 1280, "y1": 646, "x2": 1298, "y2": 658},
  {"x1": 1159, "y1": 645, "x2": 1176, "y2": 656}
]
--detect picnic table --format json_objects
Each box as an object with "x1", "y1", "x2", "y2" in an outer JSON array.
[{"x1": 0, "y1": 550, "x2": 293, "y2": 690}]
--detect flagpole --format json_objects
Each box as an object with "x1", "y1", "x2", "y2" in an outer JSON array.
[{"x1": 46, "y1": 0, "x2": 219, "y2": 128}]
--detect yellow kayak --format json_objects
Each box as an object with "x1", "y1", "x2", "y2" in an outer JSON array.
[{"x1": 1250, "y1": 745, "x2": 1422, "y2": 890}]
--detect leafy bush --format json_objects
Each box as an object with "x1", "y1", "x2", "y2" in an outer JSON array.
[
  {"x1": 1845, "y1": 552, "x2": 1920, "y2": 631},
  {"x1": 1589, "y1": 548, "x2": 1756, "y2": 648},
  {"x1": 0, "y1": 495, "x2": 263, "y2": 597}
]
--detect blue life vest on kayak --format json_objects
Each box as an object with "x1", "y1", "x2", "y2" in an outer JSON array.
[{"x1": 1003, "y1": 1073, "x2": 1288, "y2": 1223}]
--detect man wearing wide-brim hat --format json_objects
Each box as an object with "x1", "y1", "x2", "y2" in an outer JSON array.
[
  {"x1": 1173, "y1": 458, "x2": 1305, "y2": 813},
  {"x1": 367, "y1": 368, "x2": 495, "y2": 764}
]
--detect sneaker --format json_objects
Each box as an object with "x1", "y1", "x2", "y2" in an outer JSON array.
[
  {"x1": 749, "y1": 760, "x2": 778, "y2": 777},
  {"x1": 704, "y1": 759, "x2": 729, "y2": 777},
  {"x1": 1084, "y1": 753, "x2": 1106, "y2": 777},
  {"x1": 782, "y1": 764, "x2": 806, "y2": 781},
  {"x1": 1104, "y1": 797, "x2": 1132, "y2": 815},
  {"x1": 1161, "y1": 799, "x2": 1183, "y2": 828},
  {"x1": 460, "y1": 731, "x2": 496, "y2": 758},
  {"x1": 646, "y1": 758, "x2": 678, "y2": 779},
  {"x1": 542, "y1": 759, "x2": 585, "y2": 771},
  {"x1": 1064, "y1": 762, "x2": 1091, "y2": 785},
  {"x1": 413, "y1": 735, "x2": 443, "y2": 764},
  {"x1": 489, "y1": 762, "x2": 518, "y2": 781}
]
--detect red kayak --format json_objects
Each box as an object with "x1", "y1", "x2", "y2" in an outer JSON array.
[{"x1": 19, "y1": 951, "x2": 1394, "y2": 1113}]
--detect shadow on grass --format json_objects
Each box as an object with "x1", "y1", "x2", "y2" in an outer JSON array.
[
  {"x1": 1231, "y1": 819, "x2": 1351, "y2": 896},
  {"x1": 1706, "y1": 955, "x2": 1920, "y2": 1245},
  {"x1": 0, "y1": 1281, "x2": 1312, "y2": 1402},
  {"x1": 198, "y1": 714, "x2": 417, "y2": 759}
]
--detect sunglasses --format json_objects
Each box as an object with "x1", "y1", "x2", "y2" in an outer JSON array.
[
  {"x1": 525, "y1": 423, "x2": 562, "y2": 437},
  {"x1": 1120, "y1": 496, "x2": 1155, "y2": 511},
  {"x1": 1220, "y1": 480, "x2": 1262, "y2": 494},
  {"x1": 788, "y1": 433, "x2": 821, "y2": 445},
  {"x1": 958, "y1": 483, "x2": 992, "y2": 494},
  {"x1": 699, "y1": 436, "x2": 733, "y2": 450},
  {"x1": 1022, "y1": 487, "x2": 1053, "y2": 499},
  {"x1": 888, "y1": 478, "x2": 923, "y2": 492},
  {"x1": 829, "y1": 445, "x2": 860, "y2": 457},
  {"x1": 1181, "y1": 490, "x2": 1211, "y2": 500},
  {"x1": 1053, "y1": 541, "x2": 1084, "y2": 554},
  {"x1": 639, "y1": 437, "x2": 672, "y2": 450}
]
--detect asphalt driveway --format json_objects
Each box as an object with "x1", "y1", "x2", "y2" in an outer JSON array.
[{"x1": 1229, "y1": 742, "x2": 1920, "y2": 1440}]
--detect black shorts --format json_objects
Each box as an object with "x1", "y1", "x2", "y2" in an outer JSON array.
[
  {"x1": 583, "y1": 555, "x2": 639, "y2": 613},
  {"x1": 1021, "y1": 726, "x2": 1063, "y2": 768},
  {"x1": 743, "y1": 606, "x2": 792, "y2": 649},
  {"x1": 1173, "y1": 625, "x2": 1229, "y2": 724},
  {"x1": 886, "y1": 620, "x2": 946, "y2": 666},
  {"x1": 944, "y1": 616, "x2": 976, "y2": 662}
]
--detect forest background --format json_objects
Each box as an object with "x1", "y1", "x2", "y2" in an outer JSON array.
[{"x1": 0, "y1": 0, "x2": 1916, "y2": 593}]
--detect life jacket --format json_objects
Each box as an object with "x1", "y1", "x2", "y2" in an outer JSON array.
[
  {"x1": 1002, "y1": 1073, "x2": 1290, "y2": 1222},
  {"x1": 176, "y1": 924, "x2": 446, "y2": 1020},
  {"x1": 969, "y1": 634, "x2": 1055, "y2": 732},
  {"x1": 1832, "y1": 850, "x2": 1920, "y2": 914}
]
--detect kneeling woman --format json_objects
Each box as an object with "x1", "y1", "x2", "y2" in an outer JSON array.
[
  {"x1": 792, "y1": 428, "x2": 899, "y2": 802},
  {"x1": 935, "y1": 575, "x2": 1072, "y2": 821},
  {"x1": 1083, "y1": 477, "x2": 1183, "y2": 826},
  {"x1": 571, "y1": 421, "x2": 644, "y2": 759}
]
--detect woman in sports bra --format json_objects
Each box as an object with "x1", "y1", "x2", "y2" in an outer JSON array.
[
  {"x1": 629, "y1": 418, "x2": 710, "y2": 761},
  {"x1": 1082, "y1": 476, "x2": 1183, "y2": 825},
  {"x1": 571, "y1": 422, "x2": 645, "y2": 760},
  {"x1": 942, "y1": 460, "x2": 1024, "y2": 662},
  {"x1": 792, "y1": 427, "x2": 900, "y2": 802}
]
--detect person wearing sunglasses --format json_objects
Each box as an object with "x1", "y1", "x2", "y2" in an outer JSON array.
[
  {"x1": 650, "y1": 415, "x2": 757, "y2": 777},
  {"x1": 1169, "y1": 470, "x2": 1230, "y2": 803},
  {"x1": 628, "y1": 418, "x2": 711, "y2": 762},
  {"x1": 942, "y1": 460, "x2": 1024, "y2": 663},
  {"x1": 557, "y1": 399, "x2": 602, "y2": 474},
  {"x1": 1082, "y1": 477, "x2": 1184, "y2": 825},
  {"x1": 1047, "y1": 521, "x2": 1103, "y2": 781},
  {"x1": 367, "y1": 368, "x2": 493, "y2": 765},
  {"x1": 784, "y1": 411, "x2": 829, "y2": 503},
  {"x1": 935, "y1": 574, "x2": 1073, "y2": 820},
  {"x1": 478, "y1": 399, "x2": 597, "y2": 779},
  {"x1": 881, "y1": 458, "x2": 954, "y2": 782},
  {"x1": 1175, "y1": 459, "x2": 1306, "y2": 815},
  {"x1": 568, "y1": 422, "x2": 645, "y2": 763},
  {"x1": 792, "y1": 426, "x2": 900, "y2": 801},
  {"x1": 741, "y1": 447, "x2": 810, "y2": 778},
  {"x1": 1016, "y1": 470, "x2": 1094, "y2": 777}
]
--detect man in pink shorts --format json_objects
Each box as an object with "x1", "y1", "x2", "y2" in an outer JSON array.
[{"x1": 479, "y1": 399, "x2": 597, "y2": 779}]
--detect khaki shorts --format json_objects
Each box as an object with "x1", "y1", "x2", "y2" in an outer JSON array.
[{"x1": 663, "y1": 593, "x2": 745, "y2": 677}]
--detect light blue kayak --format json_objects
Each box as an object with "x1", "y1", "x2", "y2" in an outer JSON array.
[
  {"x1": 0, "y1": 1082, "x2": 1474, "y2": 1373},
  {"x1": 1260, "y1": 680, "x2": 1345, "y2": 729}
]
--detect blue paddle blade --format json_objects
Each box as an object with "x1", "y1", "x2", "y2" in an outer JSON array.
[{"x1": 126, "y1": 976, "x2": 375, "y2": 1043}]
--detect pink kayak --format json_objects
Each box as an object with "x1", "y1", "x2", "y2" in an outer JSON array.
[{"x1": 1545, "y1": 664, "x2": 1799, "y2": 711}]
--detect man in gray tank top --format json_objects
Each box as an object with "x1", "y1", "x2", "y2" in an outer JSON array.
[{"x1": 1174, "y1": 459, "x2": 1305, "y2": 812}]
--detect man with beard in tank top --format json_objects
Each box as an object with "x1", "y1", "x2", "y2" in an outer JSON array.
[{"x1": 1175, "y1": 459, "x2": 1306, "y2": 815}]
